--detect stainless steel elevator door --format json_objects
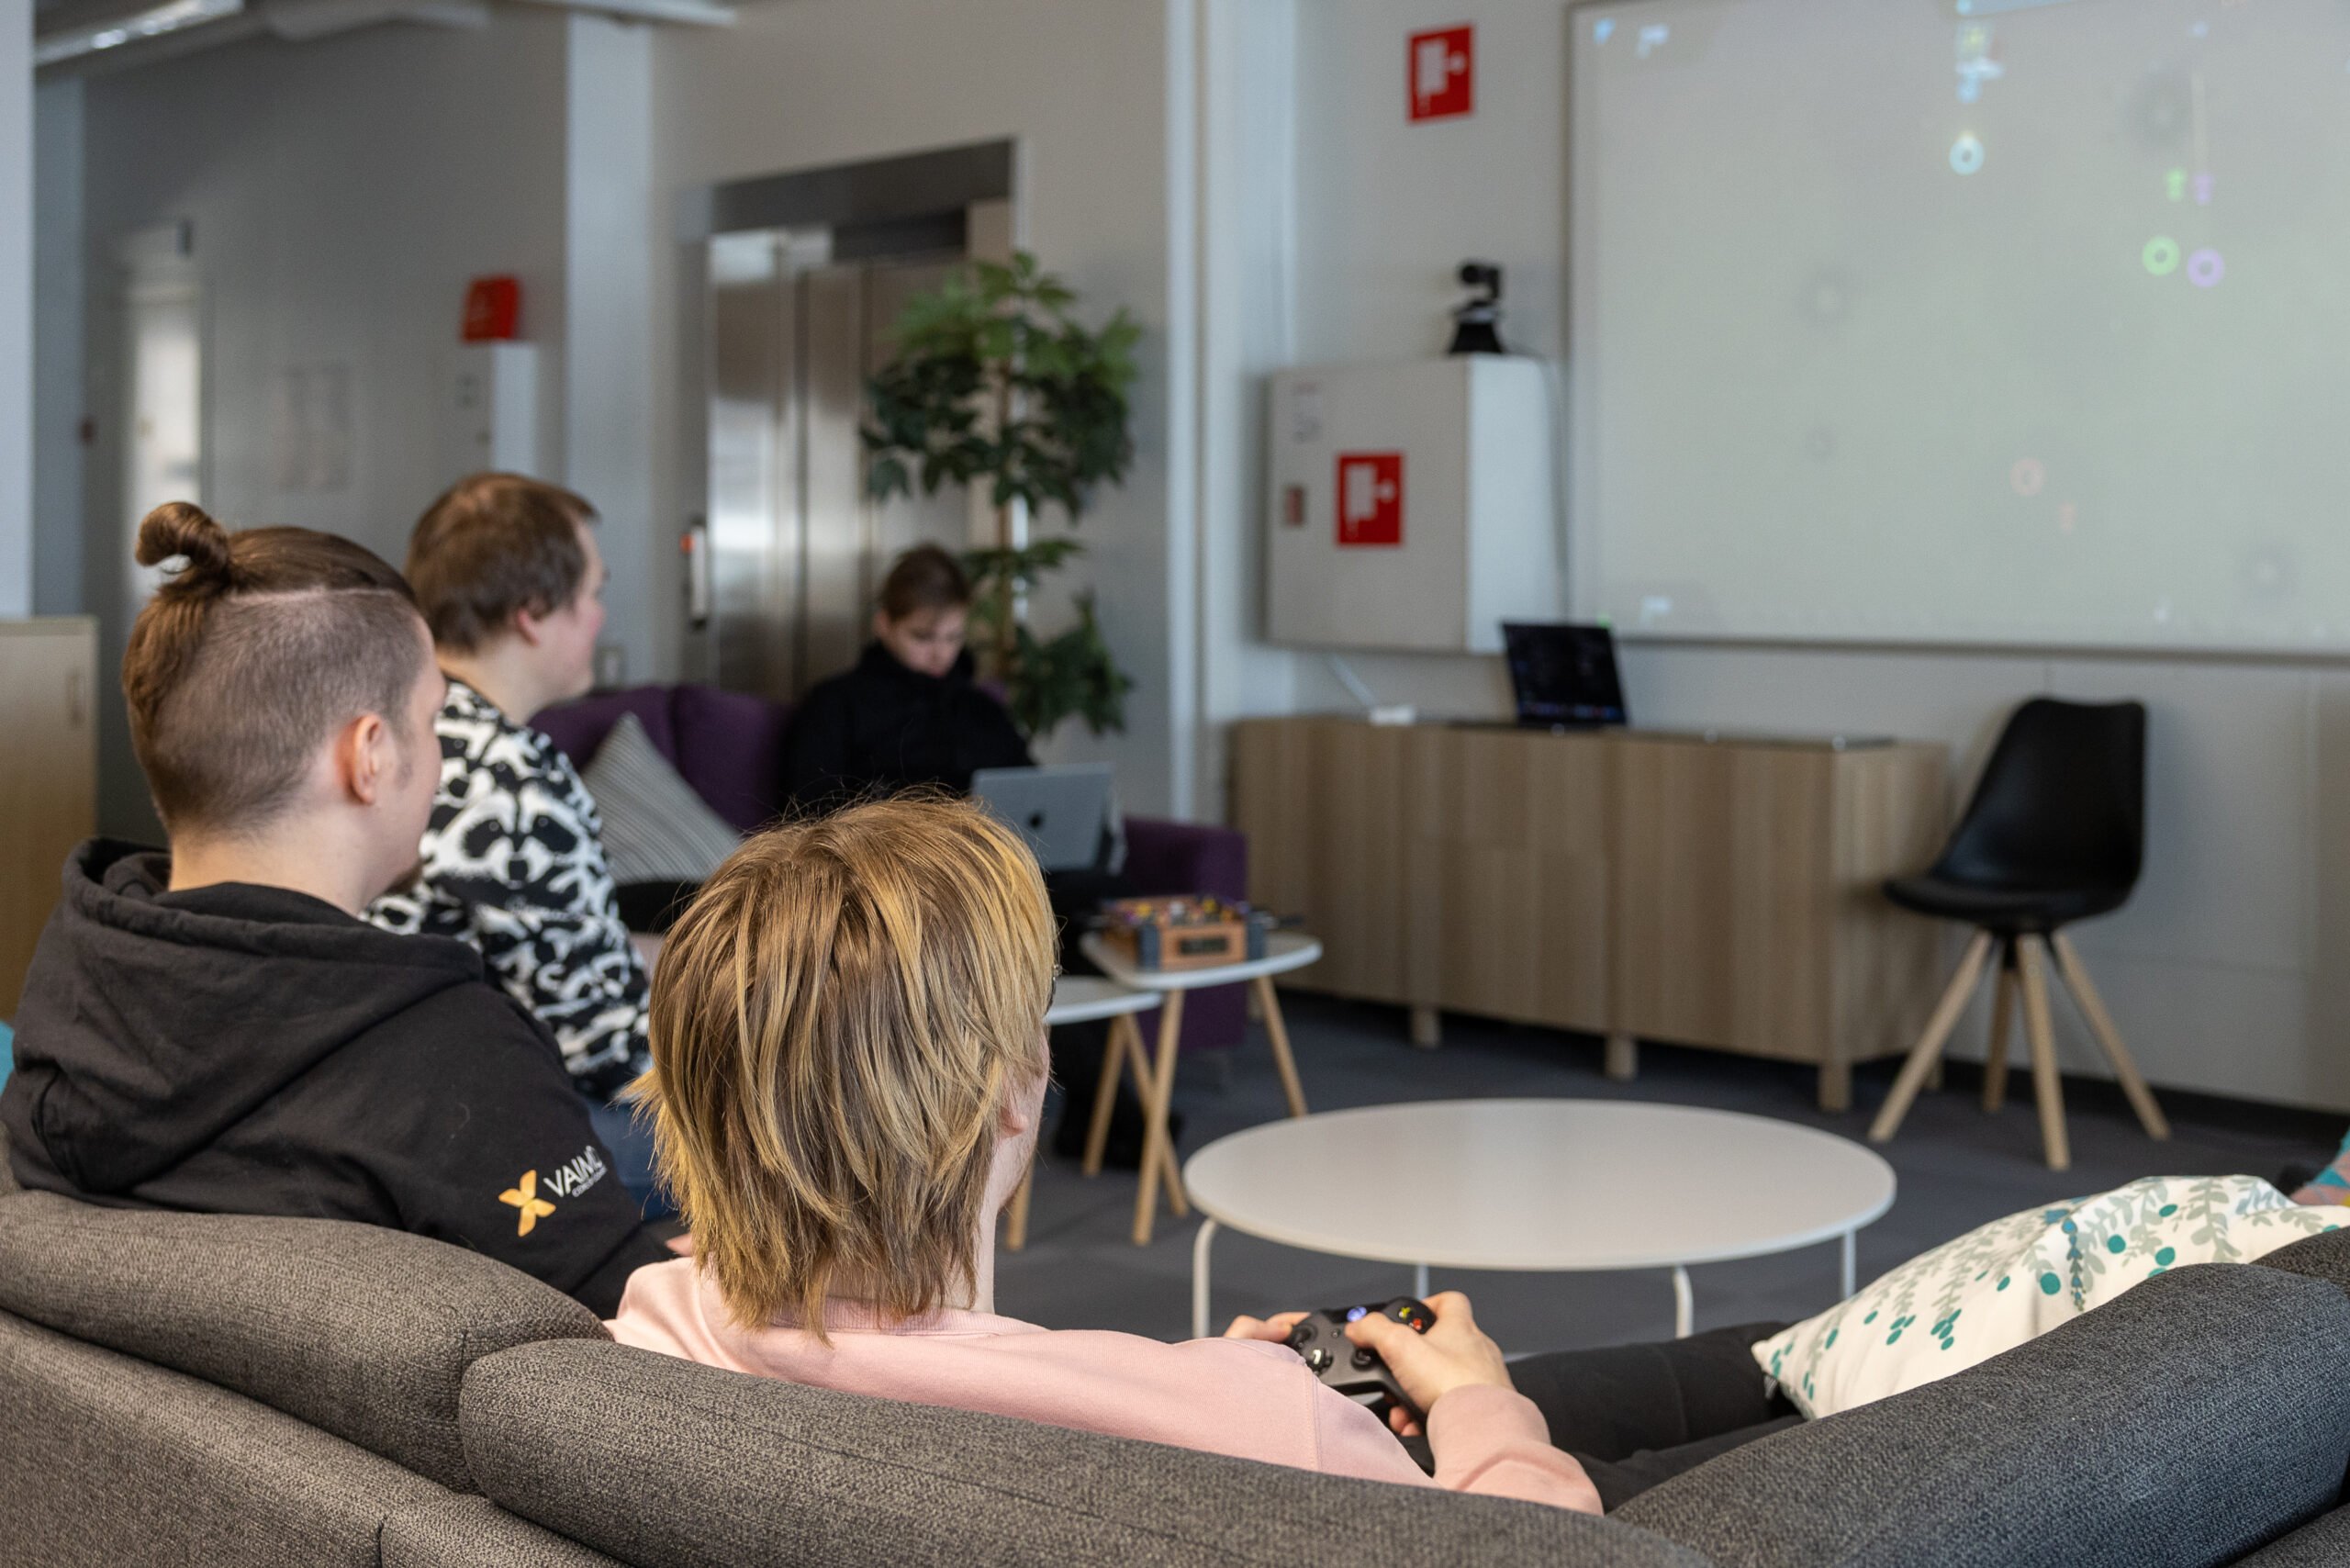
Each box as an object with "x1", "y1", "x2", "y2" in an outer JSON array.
[{"x1": 705, "y1": 241, "x2": 969, "y2": 701}]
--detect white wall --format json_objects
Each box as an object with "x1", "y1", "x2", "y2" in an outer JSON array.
[
  {"x1": 1272, "y1": 0, "x2": 2350, "y2": 1112},
  {"x1": 1185, "y1": 0, "x2": 1306, "y2": 816},
  {"x1": 0, "y1": 0, "x2": 33, "y2": 617},
  {"x1": 79, "y1": 14, "x2": 573, "y2": 566},
  {"x1": 564, "y1": 14, "x2": 658, "y2": 682},
  {"x1": 75, "y1": 13, "x2": 574, "y2": 834},
  {"x1": 33, "y1": 79, "x2": 84, "y2": 619},
  {"x1": 648, "y1": 0, "x2": 1183, "y2": 812}
]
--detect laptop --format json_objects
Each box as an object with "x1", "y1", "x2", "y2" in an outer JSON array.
[
  {"x1": 1502, "y1": 622, "x2": 1629, "y2": 730},
  {"x1": 970, "y1": 763, "x2": 1114, "y2": 872}
]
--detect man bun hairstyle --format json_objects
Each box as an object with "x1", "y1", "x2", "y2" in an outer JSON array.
[
  {"x1": 407, "y1": 473, "x2": 596, "y2": 655},
  {"x1": 123, "y1": 502, "x2": 430, "y2": 834},
  {"x1": 877, "y1": 543, "x2": 973, "y2": 622}
]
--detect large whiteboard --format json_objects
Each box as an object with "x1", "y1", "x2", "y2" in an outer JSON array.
[{"x1": 1568, "y1": 0, "x2": 2350, "y2": 651}]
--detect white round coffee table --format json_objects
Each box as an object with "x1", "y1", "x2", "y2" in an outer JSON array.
[
  {"x1": 1181, "y1": 1099, "x2": 1895, "y2": 1339},
  {"x1": 1079, "y1": 931, "x2": 1324, "y2": 1246}
]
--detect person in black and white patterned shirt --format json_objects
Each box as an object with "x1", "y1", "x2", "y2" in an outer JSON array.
[{"x1": 367, "y1": 476, "x2": 655, "y2": 1195}]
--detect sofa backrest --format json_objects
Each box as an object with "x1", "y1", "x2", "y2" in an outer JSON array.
[
  {"x1": 458, "y1": 1337, "x2": 1713, "y2": 1568},
  {"x1": 0, "y1": 1307, "x2": 447, "y2": 1568},
  {"x1": 534, "y1": 687, "x2": 678, "y2": 771},
  {"x1": 668, "y1": 682, "x2": 792, "y2": 832},
  {"x1": 537, "y1": 685, "x2": 793, "y2": 834},
  {"x1": 0, "y1": 1191, "x2": 608, "y2": 1491},
  {"x1": 2252, "y1": 1224, "x2": 2350, "y2": 1300},
  {"x1": 380, "y1": 1495, "x2": 627, "y2": 1568},
  {"x1": 1616, "y1": 1262, "x2": 2350, "y2": 1568}
]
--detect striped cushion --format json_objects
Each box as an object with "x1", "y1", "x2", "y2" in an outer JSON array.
[{"x1": 581, "y1": 712, "x2": 742, "y2": 886}]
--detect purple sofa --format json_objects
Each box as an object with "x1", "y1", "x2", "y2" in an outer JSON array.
[{"x1": 537, "y1": 684, "x2": 1248, "y2": 1054}]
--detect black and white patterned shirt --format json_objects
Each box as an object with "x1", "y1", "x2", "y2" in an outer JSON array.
[{"x1": 367, "y1": 679, "x2": 650, "y2": 1098}]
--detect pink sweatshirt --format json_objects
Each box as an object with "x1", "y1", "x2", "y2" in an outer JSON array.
[{"x1": 609, "y1": 1259, "x2": 1600, "y2": 1514}]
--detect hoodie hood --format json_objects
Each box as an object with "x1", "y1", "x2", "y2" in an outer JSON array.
[{"x1": 4, "y1": 839, "x2": 487, "y2": 1193}]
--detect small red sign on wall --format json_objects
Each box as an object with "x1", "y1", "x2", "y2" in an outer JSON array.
[
  {"x1": 463, "y1": 275, "x2": 522, "y2": 342},
  {"x1": 1337, "y1": 452, "x2": 1404, "y2": 547},
  {"x1": 1408, "y1": 25, "x2": 1474, "y2": 122}
]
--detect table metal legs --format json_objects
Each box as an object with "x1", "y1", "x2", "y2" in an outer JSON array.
[
  {"x1": 1672, "y1": 1266, "x2": 1694, "y2": 1339},
  {"x1": 1842, "y1": 1229, "x2": 1856, "y2": 1299},
  {"x1": 1192, "y1": 1217, "x2": 1220, "y2": 1339}
]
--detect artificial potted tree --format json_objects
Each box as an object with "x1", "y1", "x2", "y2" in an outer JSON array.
[{"x1": 862, "y1": 251, "x2": 1139, "y2": 740}]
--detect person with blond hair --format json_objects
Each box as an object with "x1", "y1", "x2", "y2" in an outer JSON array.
[{"x1": 609, "y1": 796, "x2": 1805, "y2": 1511}]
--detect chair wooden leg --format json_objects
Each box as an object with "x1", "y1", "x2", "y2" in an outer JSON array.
[
  {"x1": 1256, "y1": 976, "x2": 1309, "y2": 1119},
  {"x1": 1132, "y1": 991, "x2": 1187, "y2": 1247},
  {"x1": 1081, "y1": 1014, "x2": 1132, "y2": 1178},
  {"x1": 2051, "y1": 932, "x2": 2171, "y2": 1141},
  {"x1": 1984, "y1": 945, "x2": 2018, "y2": 1113},
  {"x1": 1870, "y1": 930, "x2": 1994, "y2": 1145},
  {"x1": 1106, "y1": 1022, "x2": 1184, "y2": 1207},
  {"x1": 1605, "y1": 1034, "x2": 1639, "y2": 1081},
  {"x1": 1003, "y1": 1157, "x2": 1034, "y2": 1251},
  {"x1": 2017, "y1": 936, "x2": 2071, "y2": 1171},
  {"x1": 1818, "y1": 1059, "x2": 1852, "y2": 1114}
]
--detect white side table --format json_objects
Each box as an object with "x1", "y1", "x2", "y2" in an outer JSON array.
[
  {"x1": 1078, "y1": 931, "x2": 1324, "y2": 1245},
  {"x1": 1181, "y1": 1099, "x2": 1897, "y2": 1339},
  {"x1": 1004, "y1": 977, "x2": 1166, "y2": 1252}
]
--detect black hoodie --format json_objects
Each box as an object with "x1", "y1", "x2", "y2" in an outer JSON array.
[
  {"x1": 778, "y1": 642, "x2": 1035, "y2": 811},
  {"x1": 0, "y1": 841, "x2": 671, "y2": 1316}
]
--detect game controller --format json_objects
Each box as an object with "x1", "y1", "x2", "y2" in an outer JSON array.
[{"x1": 1282, "y1": 1297, "x2": 1438, "y2": 1417}]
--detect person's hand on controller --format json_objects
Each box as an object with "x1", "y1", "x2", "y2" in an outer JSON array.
[
  {"x1": 1222, "y1": 1311, "x2": 1311, "y2": 1343},
  {"x1": 1345, "y1": 1291, "x2": 1516, "y2": 1439}
]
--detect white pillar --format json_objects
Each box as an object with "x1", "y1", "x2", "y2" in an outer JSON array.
[
  {"x1": 0, "y1": 0, "x2": 37, "y2": 617},
  {"x1": 564, "y1": 13, "x2": 657, "y2": 681},
  {"x1": 33, "y1": 78, "x2": 84, "y2": 617},
  {"x1": 1188, "y1": 0, "x2": 1304, "y2": 819}
]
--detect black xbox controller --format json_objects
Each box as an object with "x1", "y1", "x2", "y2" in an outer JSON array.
[{"x1": 1283, "y1": 1297, "x2": 1437, "y2": 1417}]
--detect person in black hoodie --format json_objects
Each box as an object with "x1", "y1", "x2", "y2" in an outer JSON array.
[
  {"x1": 778, "y1": 544, "x2": 1165, "y2": 1165},
  {"x1": 777, "y1": 543, "x2": 1034, "y2": 810},
  {"x1": 0, "y1": 503, "x2": 671, "y2": 1317}
]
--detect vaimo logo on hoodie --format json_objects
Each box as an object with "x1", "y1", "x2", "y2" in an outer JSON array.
[{"x1": 498, "y1": 1145, "x2": 610, "y2": 1236}]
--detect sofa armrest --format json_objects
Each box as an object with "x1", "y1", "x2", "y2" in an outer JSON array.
[
  {"x1": 1616, "y1": 1264, "x2": 2350, "y2": 1568},
  {"x1": 1121, "y1": 817, "x2": 1246, "y2": 902}
]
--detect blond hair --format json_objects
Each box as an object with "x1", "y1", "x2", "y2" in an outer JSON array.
[{"x1": 637, "y1": 795, "x2": 1055, "y2": 1334}]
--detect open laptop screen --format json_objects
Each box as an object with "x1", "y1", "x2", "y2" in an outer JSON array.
[{"x1": 1502, "y1": 623, "x2": 1628, "y2": 729}]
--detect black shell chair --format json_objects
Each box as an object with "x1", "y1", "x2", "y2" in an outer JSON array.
[{"x1": 1866, "y1": 699, "x2": 2168, "y2": 1170}]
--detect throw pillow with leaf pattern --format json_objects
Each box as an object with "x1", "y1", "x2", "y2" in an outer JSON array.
[{"x1": 1752, "y1": 1175, "x2": 2345, "y2": 1419}]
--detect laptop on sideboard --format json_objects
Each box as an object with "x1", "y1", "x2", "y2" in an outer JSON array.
[{"x1": 1501, "y1": 622, "x2": 1629, "y2": 731}]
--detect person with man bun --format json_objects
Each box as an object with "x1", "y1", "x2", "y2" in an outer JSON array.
[{"x1": 0, "y1": 504, "x2": 670, "y2": 1315}]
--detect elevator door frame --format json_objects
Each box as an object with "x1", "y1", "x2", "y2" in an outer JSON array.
[{"x1": 688, "y1": 140, "x2": 1019, "y2": 699}]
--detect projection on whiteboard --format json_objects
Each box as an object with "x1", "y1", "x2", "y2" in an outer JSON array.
[{"x1": 1569, "y1": 0, "x2": 2350, "y2": 651}]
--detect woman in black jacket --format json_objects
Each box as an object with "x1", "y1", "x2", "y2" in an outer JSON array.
[
  {"x1": 778, "y1": 545, "x2": 1033, "y2": 809},
  {"x1": 778, "y1": 545, "x2": 1162, "y2": 1163}
]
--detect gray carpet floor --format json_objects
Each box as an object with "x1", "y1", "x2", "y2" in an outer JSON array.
[{"x1": 997, "y1": 992, "x2": 2343, "y2": 1357}]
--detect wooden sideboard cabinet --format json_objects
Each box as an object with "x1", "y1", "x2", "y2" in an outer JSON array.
[
  {"x1": 1230, "y1": 716, "x2": 1950, "y2": 1111},
  {"x1": 2, "y1": 619, "x2": 99, "y2": 1019}
]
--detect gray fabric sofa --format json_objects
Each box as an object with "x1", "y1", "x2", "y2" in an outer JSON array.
[{"x1": 4, "y1": 1169, "x2": 2350, "y2": 1568}]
